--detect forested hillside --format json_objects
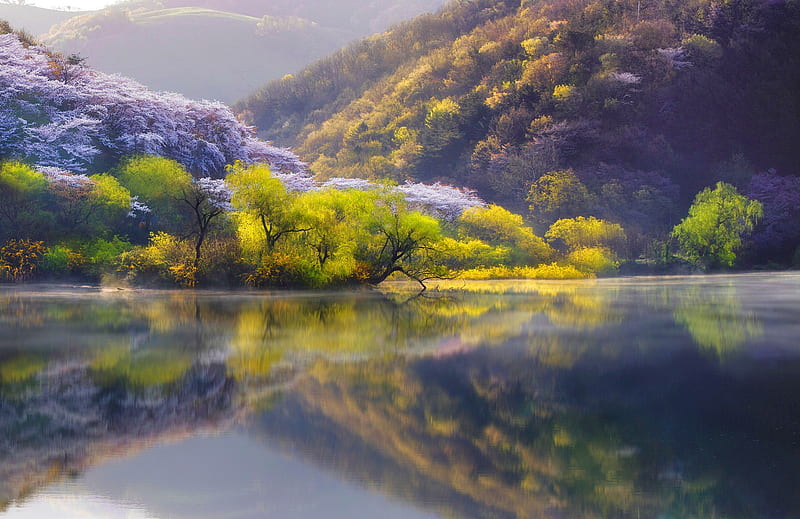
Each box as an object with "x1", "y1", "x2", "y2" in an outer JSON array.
[
  {"x1": 237, "y1": 0, "x2": 800, "y2": 263},
  {"x1": 20, "y1": 0, "x2": 447, "y2": 102}
]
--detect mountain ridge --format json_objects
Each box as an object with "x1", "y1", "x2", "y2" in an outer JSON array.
[{"x1": 0, "y1": 0, "x2": 447, "y2": 102}]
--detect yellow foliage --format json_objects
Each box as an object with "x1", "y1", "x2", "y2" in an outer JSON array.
[
  {"x1": 168, "y1": 263, "x2": 198, "y2": 288},
  {"x1": 114, "y1": 232, "x2": 194, "y2": 286},
  {"x1": 552, "y1": 84, "x2": 575, "y2": 101},
  {"x1": 456, "y1": 263, "x2": 590, "y2": 280},
  {"x1": 567, "y1": 247, "x2": 619, "y2": 274},
  {"x1": 521, "y1": 36, "x2": 548, "y2": 58},
  {"x1": 0, "y1": 239, "x2": 45, "y2": 281},
  {"x1": 520, "y1": 52, "x2": 568, "y2": 89},
  {"x1": 545, "y1": 216, "x2": 627, "y2": 254},
  {"x1": 528, "y1": 115, "x2": 553, "y2": 133}
]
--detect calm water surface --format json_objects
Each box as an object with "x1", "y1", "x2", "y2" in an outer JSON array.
[{"x1": 0, "y1": 273, "x2": 799, "y2": 518}]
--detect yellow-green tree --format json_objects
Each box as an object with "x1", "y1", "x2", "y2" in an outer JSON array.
[
  {"x1": 0, "y1": 161, "x2": 49, "y2": 239},
  {"x1": 226, "y1": 162, "x2": 307, "y2": 256},
  {"x1": 526, "y1": 169, "x2": 594, "y2": 225},
  {"x1": 114, "y1": 155, "x2": 193, "y2": 234},
  {"x1": 672, "y1": 182, "x2": 762, "y2": 268},
  {"x1": 459, "y1": 204, "x2": 554, "y2": 265},
  {"x1": 545, "y1": 216, "x2": 627, "y2": 253},
  {"x1": 295, "y1": 187, "x2": 375, "y2": 282},
  {"x1": 545, "y1": 216, "x2": 627, "y2": 274},
  {"x1": 357, "y1": 191, "x2": 443, "y2": 288}
]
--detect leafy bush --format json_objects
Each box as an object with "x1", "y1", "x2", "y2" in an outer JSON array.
[
  {"x1": 0, "y1": 239, "x2": 46, "y2": 281},
  {"x1": 243, "y1": 252, "x2": 324, "y2": 288},
  {"x1": 457, "y1": 263, "x2": 590, "y2": 280},
  {"x1": 567, "y1": 247, "x2": 618, "y2": 274},
  {"x1": 115, "y1": 232, "x2": 195, "y2": 287}
]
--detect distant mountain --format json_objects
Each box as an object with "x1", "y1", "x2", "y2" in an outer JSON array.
[
  {"x1": 0, "y1": 3, "x2": 79, "y2": 35},
  {"x1": 17, "y1": 0, "x2": 448, "y2": 103},
  {"x1": 236, "y1": 0, "x2": 800, "y2": 227}
]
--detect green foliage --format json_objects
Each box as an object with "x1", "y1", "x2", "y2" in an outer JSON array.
[
  {"x1": 672, "y1": 182, "x2": 763, "y2": 269},
  {"x1": 52, "y1": 173, "x2": 133, "y2": 239},
  {"x1": 90, "y1": 345, "x2": 192, "y2": 390},
  {"x1": 234, "y1": 0, "x2": 800, "y2": 270},
  {"x1": 227, "y1": 162, "x2": 302, "y2": 254},
  {"x1": 527, "y1": 170, "x2": 594, "y2": 226},
  {"x1": 41, "y1": 245, "x2": 75, "y2": 275},
  {"x1": 356, "y1": 193, "x2": 444, "y2": 286},
  {"x1": 41, "y1": 237, "x2": 132, "y2": 279},
  {"x1": 672, "y1": 285, "x2": 763, "y2": 357},
  {"x1": 89, "y1": 174, "x2": 132, "y2": 222},
  {"x1": 0, "y1": 161, "x2": 50, "y2": 239},
  {"x1": 459, "y1": 204, "x2": 554, "y2": 265},
  {"x1": 294, "y1": 187, "x2": 375, "y2": 282},
  {"x1": 545, "y1": 216, "x2": 627, "y2": 254},
  {"x1": 0, "y1": 355, "x2": 45, "y2": 385},
  {"x1": 114, "y1": 155, "x2": 192, "y2": 233}
]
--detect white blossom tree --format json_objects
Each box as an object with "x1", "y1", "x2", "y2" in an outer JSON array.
[{"x1": 0, "y1": 33, "x2": 307, "y2": 177}]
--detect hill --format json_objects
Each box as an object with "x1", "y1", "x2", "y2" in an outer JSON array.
[
  {"x1": 0, "y1": 25, "x2": 304, "y2": 177},
  {"x1": 236, "y1": 0, "x2": 800, "y2": 241},
  {"x1": 0, "y1": 3, "x2": 78, "y2": 35},
  {"x1": 26, "y1": 0, "x2": 447, "y2": 102}
]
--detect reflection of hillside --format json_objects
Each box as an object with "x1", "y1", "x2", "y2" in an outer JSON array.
[
  {"x1": 255, "y1": 357, "x2": 645, "y2": 519},
  {"x1": 0, "y1": 277, "x2": 790, "y2": 516},
  {"x1": 0, "y1": 361, "x2": 240, "y2": 511},
  {"x1": 254, "y1": 352, "x2": 800, "y2": 519}
]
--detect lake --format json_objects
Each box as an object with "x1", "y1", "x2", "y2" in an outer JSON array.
[{"x1": 0, "y1": 273, "x2": 799, "y2": 518}]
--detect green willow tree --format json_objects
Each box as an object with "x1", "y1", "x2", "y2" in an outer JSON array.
[
  {"x1": 672, "y1": 182, "x2": 762, "y2": 269},
  {"x1": 0, "y1": 161, "x2": 49, "y2": 239},
  {"x1": 114, "y1": 155, "x2": 193, "y2": 235},
  {"x1": 226, "y1": 162, "x2": 308, "y2": 256},
  {"x1": 357, "y1": 192, "x2": 443, "y2": 288}
]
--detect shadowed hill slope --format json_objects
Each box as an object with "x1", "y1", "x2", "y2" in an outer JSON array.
[{"x1": 236, "y1": 0, "x2": 800, "y2": 226}]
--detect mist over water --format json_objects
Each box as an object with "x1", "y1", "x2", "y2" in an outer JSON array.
[{"x1": 0, "y1": 273, "x2": 798, "y2": 518}]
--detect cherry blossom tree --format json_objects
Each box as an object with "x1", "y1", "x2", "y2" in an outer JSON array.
[{"x1": 0, "y1": 33, "x2": 307, "y2": 177}]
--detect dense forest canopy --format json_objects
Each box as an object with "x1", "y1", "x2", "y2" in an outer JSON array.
[{"x1": 237, "y1": 0, "x2": 800, "y2": 264}]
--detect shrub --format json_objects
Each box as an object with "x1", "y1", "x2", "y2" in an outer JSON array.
[
  {"x1": 567, "y1": 246, "x2": 618, "y2": 274},
  {"x1": 115, "y1": 232, "x2": 195, "y2": 287},
  {"x1": 457, "y1": 263, "x2": 590, "y2": 279},
  {"x1": 0, "y1": 239, "x2": 46, "y2": 281},
  {"x1": 243, "y1": 252, "x2": 324, "y2": 288}
]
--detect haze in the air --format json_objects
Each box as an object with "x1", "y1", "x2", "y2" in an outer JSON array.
[{"x1": 25, "y1": 0, "x2": 119, "y2": 10}]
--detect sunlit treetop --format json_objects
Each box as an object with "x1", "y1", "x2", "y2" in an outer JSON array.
[{"x1": 307, "y1": 177, "x2": 485, "y2": 221}]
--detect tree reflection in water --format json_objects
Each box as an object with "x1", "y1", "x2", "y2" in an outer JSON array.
[{"x1": 0, "y1": 275, "x2": 797, "y2": 517}]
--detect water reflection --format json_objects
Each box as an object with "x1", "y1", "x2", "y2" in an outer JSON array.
[
  {"x1": 259, "y1": 350, "x2": 800, "y2": 519},
  {"x1": 0, "y1": 274, "x2": 798, "y2": 518}
]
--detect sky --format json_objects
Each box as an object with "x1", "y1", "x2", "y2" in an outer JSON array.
[{"x1": 26, "y1": 0, "x2": 119, "y2": 10}]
